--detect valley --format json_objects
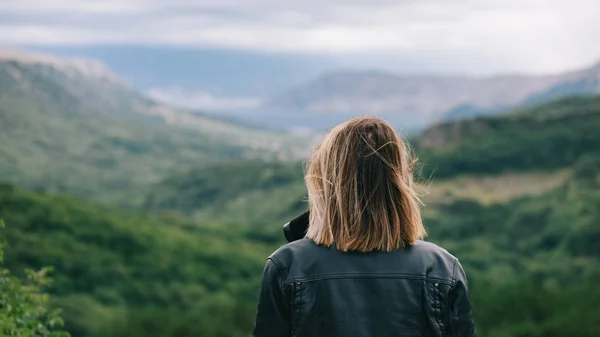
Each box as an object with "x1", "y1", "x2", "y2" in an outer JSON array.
[
  {"x1": 0, "y1": 50, "x2": 316, "y2": 202},
  {"x1": 0, "y1": 49, "x2": 599, "y2": 337},
  {"x1": 257, "y1": 61, "x2": 600, "y2": 131}
]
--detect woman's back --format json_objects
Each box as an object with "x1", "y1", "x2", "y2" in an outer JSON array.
[
  {"x1": 253, "y1": 239, "x2": 475, "y2": 337},
  {"x1": 252, "y1": 117, "x2": 475, "y2": 336}
]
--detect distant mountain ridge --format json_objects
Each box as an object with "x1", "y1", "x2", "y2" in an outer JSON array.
[
  {"x1": 143, "y1": 94, "x2": 600, "y2": 226},
  {"x1": 1, "y1": 48, "x2": 319, "y2": 150},
  {"x1": 0, "y1": 49, "x2": 122, "y2": 83},
  {"x1": 262, "y1": 61, "x2": 600, "y2": 130},
  {"x1": 0, "y1": 49, "x2": 315, "y2": 200},
  {"x1": 417, "y1": 95, "x2": 600, "y2": 151}
]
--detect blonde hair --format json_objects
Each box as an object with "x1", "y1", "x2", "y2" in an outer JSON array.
[{"x1": 305, "y1": 117, "x2": 426, "y2": 252}]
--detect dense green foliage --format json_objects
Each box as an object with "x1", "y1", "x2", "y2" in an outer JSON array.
[
  {"x1": 0, "y1": 220, "x2": 70, "y2": 336},
  {"x1": 0, "y1": 183, "x2": 276, "y2": 337},
  {"x1": 2, "y1": 57, "x2": 600, "y2": 337},
  {"x1": 433, "y1": 175, "x2": 600, "y2": 337},
  {"x1": 418, "y1": 95, "x2": 600, "y2": 178},
  {"x1": 2, "y1": 169, "x2": 599, "y2": 336},
  {"x1": 143, "y1": 160, "x2": 308, "y2": 225},
  {"x1": 142, "y1": 96, "x2": 600, "y2": 226}
]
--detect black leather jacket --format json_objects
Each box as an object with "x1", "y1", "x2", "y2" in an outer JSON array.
[{"x1": 253, "y1": 238, "x2": 476, "y2": 337}]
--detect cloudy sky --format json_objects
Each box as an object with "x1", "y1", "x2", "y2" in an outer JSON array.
[{"x1": 2, "y1": 0, "x2": 600, "y2": 108}]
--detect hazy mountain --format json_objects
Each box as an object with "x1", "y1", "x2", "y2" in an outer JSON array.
[
  {"x1": 417, "y1": 95, "x2": 600, "y2": 151},
  {"x1": 2, "y1": 48, "x2": 599, "y2": 337},
  {"x1": 0, "y1": 49, "x2": 316, "y2": 200},
  {"x1": 262, "y1": 61, "x2": 600, "y2": 130},
  {"x1": 0, "y1": 49, "x2": 318, "y2": 145},
  {"x1": 143, "y1": 94, "x2": 600, "y2": 225},
  {"x1": 28, "y1": 45, "x2": 336, "y2": 97}
]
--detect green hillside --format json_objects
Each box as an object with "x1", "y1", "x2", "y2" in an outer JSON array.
[
  {"x1": 2, "y1": 49, "x2": 600, "y2": 337},
  {"x1": 142, "y1": 160, "x2": 307, "y2": 225},
  {"x1": 512, "y1": 94, "x2": 600, "y2": 118},
  {"x1": 417, "y1": 95, "x2": 600, "y2": 178},
  {"x1": 141, "y1": 95, "x2": 600, "y2": 225},
  {"x1": 127, "y1": 95, "x2": 600, "y2": 336},
  {"x1": 1, "y1": 166, "x2": 599, "y2": 337},
  {"x1": 0, "y1": 57, "x2": 313, "y2": 202},
  {"x1": 0, "y1": 183, "x2": 271, "y2": 337}
]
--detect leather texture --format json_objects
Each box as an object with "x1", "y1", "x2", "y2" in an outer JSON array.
[
  {"x1": 282, "y1": 211, "x2": 309, "y2": 243},
  {"x1": 253, "y1": 238, "x2": 476, "y2": 337}
]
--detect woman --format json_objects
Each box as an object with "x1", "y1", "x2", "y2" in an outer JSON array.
[{"x1": 253, "y1": 117, "x2": 476, "y2": 337}]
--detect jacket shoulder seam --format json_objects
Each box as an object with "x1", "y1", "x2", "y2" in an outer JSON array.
[
  {"x1": 452, "y1": 257, "x2": 458, "y2": 286},
  {"x1": 267, "y1": 256, "x2": 286, "y2": 273},
  {"x1": 267, "y1": 257, "x2": 288, "y2": 290}
]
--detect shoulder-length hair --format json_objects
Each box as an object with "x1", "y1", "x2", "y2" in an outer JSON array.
[{"x1": 304, "y1": 117, "x2": 426, "y2": 252}]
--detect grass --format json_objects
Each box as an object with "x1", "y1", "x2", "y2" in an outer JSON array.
[{"x1": 420, "y1": 169, "x2": 571, "y2": 205}]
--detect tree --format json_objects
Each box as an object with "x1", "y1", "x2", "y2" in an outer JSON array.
[
  {"x1": 0, "y1": 220, "x2": 70, "y2": 337},
  {"x1": 573, "y1": 154, "x2": 600, "y2": 182}
]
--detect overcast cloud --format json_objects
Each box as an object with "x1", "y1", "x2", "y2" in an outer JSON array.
[
  {"x1": 2, "y1": 0, "x2": 600, "y2": 74},
  {"x1": 146, "y1": 88, "x2": 262, "y2": 111}
]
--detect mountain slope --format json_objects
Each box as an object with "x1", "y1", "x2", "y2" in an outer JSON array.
[
  {"x1": 418, "y1": 94, "x2": 600, "y2": 150},
  {"x1": 1, "y1": 87, "x2": 600, "y2": 336},
  {"x1": 0, "y1": 50, "x2": 315, "y2": 200},
  {"x1": 0, "y1": 49, "x2": 315, "y2": 152},
  {"x1": 3, "y1": 164, "x2": 600, "y2": 337},
  {"x1": 262, "y1": 61, "x2": 600, "y2": 130},
  {"x1": 142, "y1": 161, "x2": 308, "y2": 225},
  {"x1": 143, "y1": 94, "x2": 600, "y2": 224},
  {"x1": 0, "y1": 183, "x2": 271, "y2": 337},
  {"x1": 416, "y1": 95, "x2": 600, "y2": 178}
]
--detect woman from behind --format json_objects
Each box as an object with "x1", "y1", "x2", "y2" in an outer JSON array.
[{"x1": 253, "y1": 117, "x2": 476, "y2": 337}]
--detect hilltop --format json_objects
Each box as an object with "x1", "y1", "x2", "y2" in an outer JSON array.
[
  {"x1": 1, "y1": 49, "x2": 599, "y2": 337},
  {"x1": 416, "y1": 95, "x2": 600, "y2": 178},
  {"x1": 259, "y1": 61, "x2": 600, "y2": 130},
  {"x1": 0, "y1": 49, "x2": 316, "y2": 201},
  {"x1": 142, "y1": 94, "x2": 600, "y2": 224},
  {"x1": 2, "y1": 155, "x2": 599, "y2": 337}
]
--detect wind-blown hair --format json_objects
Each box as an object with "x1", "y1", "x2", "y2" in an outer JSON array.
[{"x1": 305, "y1": 117, "x2": 426, "y2": 252}]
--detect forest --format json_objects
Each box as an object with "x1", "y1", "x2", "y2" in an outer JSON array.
[{"x1": 1, "y1": 93, "x2": 600, "y2": 337}]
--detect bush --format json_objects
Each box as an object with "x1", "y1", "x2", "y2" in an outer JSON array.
[
  {"x1": 573, "y1": 154, "x2": 600, "y2": 181},
  {"x1": 0, "y1": 220, "x2": 70, "y2": 337}
]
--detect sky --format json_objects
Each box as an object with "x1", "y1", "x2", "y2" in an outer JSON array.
[{"x1": 2, "y1": 0, "x2": 600, "y2": 110}]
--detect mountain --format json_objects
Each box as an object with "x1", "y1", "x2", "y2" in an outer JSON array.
[
  {"x1": 417, "y1": 94, "x2": 600, "y2": 150},
  {"x1": 0, "y1": 49, "x2": 316, "y2": 201},
  {"x1": 143, "y1": 94, "x2": 600, "y2": 225},
  {"x1": 416, "y1": 95, "x2": 600, "y2": 177},
  {"x1": 0, "y1": 182, "x2": 271, "y2": 337},
  {"x1": 4, "y1": 167, "x2": 599, "y2": 337},
  {"x1": 142, "y1": 160, "x2": 308, "y2": 226},
  {"x1": 261, "y1": 61, "x2": 600, "y2": 130},
  {"x1": 0, "y1": 48, "x2": 315, "y2": 149},
  {"x1": 3, "y1": 89, "x2": 600, "y2": 335}
]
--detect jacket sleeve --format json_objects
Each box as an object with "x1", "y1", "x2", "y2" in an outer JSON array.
[
  {"x1": 252, "y1": 257, "x2": 290, "y2": 337},
  {"x1": 450, "y1": 259, "x2": 476, "y2": 337}
]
